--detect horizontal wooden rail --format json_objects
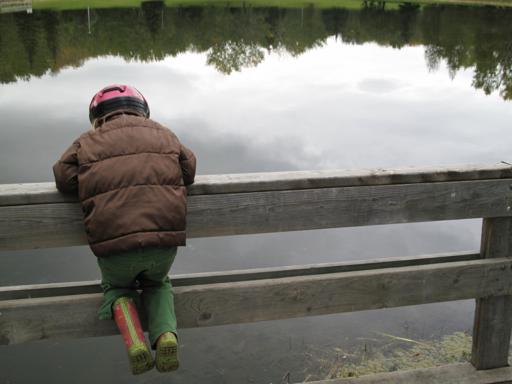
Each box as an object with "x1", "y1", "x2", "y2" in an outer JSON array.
[
  {"x1": 2, "y1": 164, "x2": 512, "y2": 251},
  {"x1": 3, "y1": 164, "x2": 512, "y2": 379},
  {"x1": 2, "y1": 163, "x2": 512, "y2": 206},
  {"x1": 2, "y1": 253, "x2": 512, "y2": 345},
  {"x1": 0, "y1": 251, "x2": 480, "y2": 300}
]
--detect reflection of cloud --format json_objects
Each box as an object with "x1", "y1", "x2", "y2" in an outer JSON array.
[
  {"x1": 357, "y1": 78, "x2": 406, "y2": 94},
  {"x1": 170, "y1": 118, "x2": 323, "y2": 174},
  {"x1": 0, "y1": 109, "x2": 82, "y2": 184},
  {"x1": 3, "y1": 43, "x2": 512, "y2": 183},
  {"x1": 0, "y1": 110, "x2": 322, "y2": 183}
]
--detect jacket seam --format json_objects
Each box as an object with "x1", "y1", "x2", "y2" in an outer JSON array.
[
  {"x1": 80, "y1": 151, "x2": 179, "y2": 166},
  {"x1": 81, "y1": 183, "x2": 185, "y2": 203},
  {"x1": 93, "y1": 120, "x2": 168, "y2": 135},
  {"x1": 90, "y1": 230, "x2": 186, "y2": 246}
]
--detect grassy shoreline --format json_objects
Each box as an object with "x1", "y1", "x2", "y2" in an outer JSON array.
[
  {"x1": 304, "y1": 331, "x2": 473, "y2": 381},
  {"x1": 30, "y1": 0, "x2": 512, "y2": 10}
]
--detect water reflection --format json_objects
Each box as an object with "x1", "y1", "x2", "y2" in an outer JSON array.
[
  {"x1": 0, "y1": 0, "x2": 32, "y2": 14},
  {"x1": 1, "y1": 2, "x2": 512, "y2": 99},
  {"x1": 0, "y1": 2, "x2": 510, "y2": 383}
]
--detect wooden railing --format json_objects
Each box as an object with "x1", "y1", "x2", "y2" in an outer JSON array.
[{"x1": 2, "y1": 164, "x2": 512, "y2": 383}]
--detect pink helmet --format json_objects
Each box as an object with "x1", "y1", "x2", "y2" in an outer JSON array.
[{"x1": 89, "y1": 84, "x2": 150, "y2": 123}]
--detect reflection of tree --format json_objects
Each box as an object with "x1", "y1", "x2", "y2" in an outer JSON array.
[
  {"x1": 42, "y1": 11, "x2": 59, "y2": 67},
  {"x1": 207, "y1": 40, "x2": 264, "y2": 74},
  {"x1": 1, "y1": 4, "x2": 512, "y2": 100},
  {"x1": 141, "y1": 1, "x2": 164, "y2": 40},
  {"x1": 419, "y1": 6, "x2": 512, "y2": 99},
  {"x1": 274, "y1": 6, "x2": 326, "y2": 56},
  {"x1": 342, "y1": 2, "x2": 420, "y2": 48},
  {"x1": 472, "y1": 41, "x2": 512, "y2": 99},
  {"x1": 0, "y1": 14, "x2": 30, "y2": 82},
  {"x1": 398, "y1": 3, "x2": 420, "y2": 45}
]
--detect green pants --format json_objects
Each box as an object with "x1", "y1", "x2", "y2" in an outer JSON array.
[{"x1": 97, "y1": 247, "x2": 177, "y2": 347}]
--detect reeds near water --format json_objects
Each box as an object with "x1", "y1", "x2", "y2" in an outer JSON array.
[{"x1": 300, "y1": 331, "x2": 472, "y2": 381}]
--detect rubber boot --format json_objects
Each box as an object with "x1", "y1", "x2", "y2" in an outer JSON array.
[
  {"x1": 113, "y1": 297, "x2": 154, "y2": 375},
  {"x1": 155, "y1": 332, "x2": 179, "y2": 372}
]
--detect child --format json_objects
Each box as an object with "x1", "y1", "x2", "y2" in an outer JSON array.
[{"x1": 52, "y1": 84, "x2": 196, "y2": 375}]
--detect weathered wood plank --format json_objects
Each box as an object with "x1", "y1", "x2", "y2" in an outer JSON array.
[
  {"x1": 192, "y1": 163, "x2": 512, "y2": 195},
  {"x1": 472, "y1": 218, "x2": 512, "y2": 370},
  {"x1": 0, "y1": 202, "x2": 86, "y2": 250},
  {"x1": 0, "y1": 182, "x2": 76, "y2": 207},
  {"x1": 1, "y1": 163, "x2": 512, "y2": 206},
  {"x1": 2, "y1": 179, "x2": 512, "y2": 251},
  {"x1": 1, "y1": 258, "x2": 512, "y2": 345},
  {"x1": 0, "y1": 251, "x2": 480, "y2": 300},
  {"x1": 472, "y1": 296, "x2": 512, "y2": 369},
  {"x1": 304, "y1": 363, "x2": 512, "y2": 384}
]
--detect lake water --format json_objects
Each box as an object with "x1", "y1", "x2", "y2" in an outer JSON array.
[{"x1": 1, "y1": 2, "x2": 511, "y2": 383}]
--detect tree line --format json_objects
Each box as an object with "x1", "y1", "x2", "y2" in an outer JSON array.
[{"x1": 1, "y1": 1, "x2": 511, "y2": 99}]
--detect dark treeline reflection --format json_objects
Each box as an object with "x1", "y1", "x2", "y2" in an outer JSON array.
[{"x1": 1, "y1": 2, "x2": 511, "y2": 99}]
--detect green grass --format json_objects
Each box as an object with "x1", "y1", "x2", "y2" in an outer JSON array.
[
  {"x1": 31, "y1": 0, "x2": 367, "y2": 10},
  {"x1": 30, "y1": 0, "x2": 512, "y2": 10}
]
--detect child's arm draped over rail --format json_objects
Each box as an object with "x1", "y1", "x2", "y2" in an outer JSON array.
[{"x1": 52, "y1": 140, "x2": 79, "y2": 194}]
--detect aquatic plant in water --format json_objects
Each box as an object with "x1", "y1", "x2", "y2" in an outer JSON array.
[{"x1": 303, "y1": 331, "x2": 472, "y2": 381}]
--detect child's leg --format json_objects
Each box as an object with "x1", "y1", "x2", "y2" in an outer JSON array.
[
  {"x1": 97, "y1": 254, "x2": 140, "y2": 320},
  {"x1": 138, "y1": 247, "x2": 178, "y2": 347},
  {"x1": 112, "y1": 297, "x2": 154, "y2": 375},
  {"x1": 138, "y1": 247, "x2": 178, "y2": 371},
  {"x1": 97, "y1": 254, "x2": 154, "y2": 375}
]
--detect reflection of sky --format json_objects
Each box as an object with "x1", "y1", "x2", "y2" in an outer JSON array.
[
  {"x1": 1, "y1": 38, "x2": 511, "y2": 183},
  {"x1": 0, "y1": 37, "x2": 491, "y2": 277},
  {"x1": 0, "y1": 36, "x2": 503, "y2": 383}
]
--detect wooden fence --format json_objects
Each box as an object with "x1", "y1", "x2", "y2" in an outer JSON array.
[{"x1": 1, "y1": 164, "x2": 512, "y2": 383}]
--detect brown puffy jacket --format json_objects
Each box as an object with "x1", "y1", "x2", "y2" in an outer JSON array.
[{"x1": 52, "y1": 114, "x2": 196, "y2": 257}]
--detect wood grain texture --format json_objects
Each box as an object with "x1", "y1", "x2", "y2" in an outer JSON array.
[
  {"x1": 472, "y1": 218, "x2": 512, "y2": 370},
  {"x1": 2, "y1": 179, "x2": 512, "y2": 251},
  {"x1": 0, "y1": 202, "x2": 86, "y2": 250},
  {"x1": 305, "y1": 363, "x2": 512, "y2": 384},
  {"x1": 0, "y1": 251, "x2": 479, "y2": 300},
  {"x1": 1, "y1": 163, "x2": 512, "y2": 206},
  {"x1": 1, "y1": 257, "x2": 512, "y2": 345},
  {"x1": 191, "y1": 163, "x2": 512, "y2": 195},
  {"x1": 0, "y1": 182, "x2": 76, "y2": 207}
]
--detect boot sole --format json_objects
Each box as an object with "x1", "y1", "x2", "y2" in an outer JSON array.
[
  {"x1": 156, "y1": 338, "x2": 179, "y2": 372},
  {"x1": 129, "y1": 343, "x2": 155, "y2": 375}
]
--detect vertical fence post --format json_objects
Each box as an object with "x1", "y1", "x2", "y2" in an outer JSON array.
[{"x1": 472, "y1": 217, "x2": 512, "y2": 369}]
